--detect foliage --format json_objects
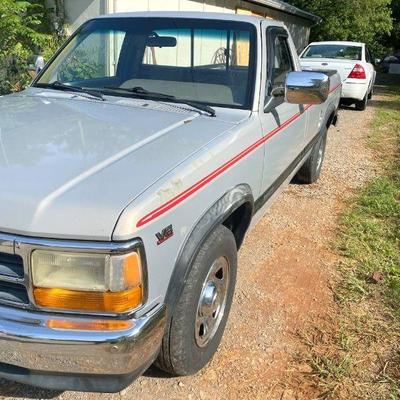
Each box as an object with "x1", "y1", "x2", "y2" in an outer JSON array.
[
  {"x1": 381, "y1": 0, "x2": 400, "y2": 54},
  {"x1": 58, "y1": 50, "x2": 106, "y2": 82},
  {"x1": 393, "y1": 0, "x2": 400, "y2": 50},
  {"x1": 0, "y1": 0, "x2": 63, "y2": 94},
  {"x1": 286, "y1": 0, "x2": 393, "y2": 56}
]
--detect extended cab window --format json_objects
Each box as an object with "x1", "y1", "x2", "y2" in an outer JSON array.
[
  {"x1": 143, "y1": 29, "x2": 192, "y2": 67},
  {"x1": 36, "y1": 18, "x2": 257, "y2": 109}
]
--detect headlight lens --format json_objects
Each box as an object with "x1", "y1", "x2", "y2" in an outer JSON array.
[{"x1": 31, "y1": 250, "x2": 144, "y2": 313}]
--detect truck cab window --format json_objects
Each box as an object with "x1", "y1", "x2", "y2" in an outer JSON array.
[
  {"x1": 271, "y1": 36, "x2": 293, "y2": 89},
  {"x1": 143, "y1": 29, "x2": 191, "y2": 67}
]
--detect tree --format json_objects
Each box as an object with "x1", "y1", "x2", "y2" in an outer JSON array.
[
  {"x1": 0, "y1": 0, "x2": 62, "y2": 94},
  {"x1": 285, "y1": 0, "x2": 393, "y2": 56},
  {"x1": 381, "y1": 0, "x2": 400, "y2": 53}
]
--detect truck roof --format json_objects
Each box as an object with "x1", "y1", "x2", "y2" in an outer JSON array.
[{"x1": 95, "y1": 11, "x2": 282, "y2": 27}]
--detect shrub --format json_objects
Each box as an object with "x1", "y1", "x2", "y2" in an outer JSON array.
[{"x1": 0, "y1": 0, "x2": 64, "y2": 95}]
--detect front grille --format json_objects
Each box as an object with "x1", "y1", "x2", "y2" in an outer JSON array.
[
  {"x1": 0, "y1": 253, "x2": 24, "y2": 279},
  {"x1": 0, "y1": 252, "x2": 29, "y2": 306},
  {"x1": 0, "y1": 281, "x2": 29, "y2": 305}
]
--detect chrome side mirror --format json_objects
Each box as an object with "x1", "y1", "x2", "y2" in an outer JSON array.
[
  {"x1": 285, "y1": 71, "x2": 329, "y2": 105},
  {"x1": 27, "y1": 55, "x2": 45, "y2": 79}
]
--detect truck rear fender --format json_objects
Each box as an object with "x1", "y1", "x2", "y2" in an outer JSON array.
[
  {"x1": 327, "y1": 108, "x2": 338, "y2": 127},
  {"x1": 323, "y1": 81, "x2": 341, "y2": 129},
  {"x1": 325, "y1": 101, "x2": 339, "y2": 129}
]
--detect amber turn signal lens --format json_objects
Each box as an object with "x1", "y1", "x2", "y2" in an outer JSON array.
[
  {"x1": 123, "y1": 253, "x2": 142, "y2": 288},
  {"x1": 46, "y1": 319, "x2": 133, "y2": 331},
  {"x1": 34, "y1": 286, "x2": 143, "y2": 313}
]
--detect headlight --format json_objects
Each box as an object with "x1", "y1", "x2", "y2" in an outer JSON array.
[{"x1": 31, "y1": 249, "x2": 144, "y2": 313}]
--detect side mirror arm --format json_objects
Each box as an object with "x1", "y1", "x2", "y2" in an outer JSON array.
[
  {"x1": 270, "y1": 86, "x2": 285, "y2": 97},
  {"x1": 264, "y1": 86, "x2": 285, "y2": 113}
]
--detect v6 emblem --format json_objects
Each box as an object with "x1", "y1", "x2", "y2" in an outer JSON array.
[{"x1": 155, "y1": 225, "x2": 174, "y2": 245}]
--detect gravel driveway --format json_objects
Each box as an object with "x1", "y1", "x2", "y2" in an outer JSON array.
[{"x1": 0, "y1": 95, "x2": 379, "y2": 400}]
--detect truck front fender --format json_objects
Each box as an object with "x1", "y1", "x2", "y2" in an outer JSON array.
[{"x1": 165, "y1": 184, "x2": 254, "y2": 313}]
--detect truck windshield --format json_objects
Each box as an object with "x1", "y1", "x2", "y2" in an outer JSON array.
[
  {"x1": 35, "y1": 17, "x2": 257, "y2": 109},
  {"x1": 301, "y1": 44, "x2": 362, "y2": 61}
]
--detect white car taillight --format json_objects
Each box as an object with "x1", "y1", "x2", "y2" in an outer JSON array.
[{"x1": 348, "y1": 64, "x2": 366, "y2": 79}]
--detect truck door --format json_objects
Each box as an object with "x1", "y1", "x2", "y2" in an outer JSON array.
[{"x1": 258, "y1": 25, "x2": 307, "y2": 195}]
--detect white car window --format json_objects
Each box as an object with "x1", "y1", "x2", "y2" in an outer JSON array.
[{"x1": 302, "y1": 44, "x2": 362, "y2": 61}]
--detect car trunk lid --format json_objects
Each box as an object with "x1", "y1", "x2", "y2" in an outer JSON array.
[{"x1": 300, "y1": 58, "x2": 358, "y2": 82}]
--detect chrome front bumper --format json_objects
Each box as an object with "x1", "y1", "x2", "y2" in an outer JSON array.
[{"x1": 0, "y1": 303, "x2": 166, "y2": 392}]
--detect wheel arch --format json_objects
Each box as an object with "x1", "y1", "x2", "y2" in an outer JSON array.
[
  {"x1": 164, "y1": 184, "x2": 254, "y2": 313},
  {"x1": 325, "y1": 101, "x2": 339, "y2": 129},
  {"x1": 326, "y1": 109, "x2": 336, "y2": 128}
]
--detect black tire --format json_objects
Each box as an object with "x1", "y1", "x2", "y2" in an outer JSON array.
[
  {"x1": 355, "y1": 94, "x2": 368, "y2": 111},
  {"x1": 155, "y1": 224, "x2": 237, "y2": 376},
  {"x1": 295, "y1": 127, "x2": 327, "y2": 184},
  {"x1": 367, "y1": 89, "x2": 373, "y2": 100}
]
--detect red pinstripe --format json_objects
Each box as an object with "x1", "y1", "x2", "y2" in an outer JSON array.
[{"x1": 136, "y1": 83, "x2": 342, "y2": 228}]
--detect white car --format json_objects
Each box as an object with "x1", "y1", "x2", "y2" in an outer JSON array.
[{"x1": 300, "y1": 41, "x2": 376, "y2": 110}]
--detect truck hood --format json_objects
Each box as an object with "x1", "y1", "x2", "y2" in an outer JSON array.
[{"x1": 0, "y1": 89, "x2": 245, "y2": 240}]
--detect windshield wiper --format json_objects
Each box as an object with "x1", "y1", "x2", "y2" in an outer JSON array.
[
  {"x1": 37, "y1": 81, "x2": 104, "y2": 101},
  {"x1": 104, "y1": 86, "x2": 216, "y2": 117},
  {"x1": 105, "y1": 86, "x2": 175, "y2": 100}
]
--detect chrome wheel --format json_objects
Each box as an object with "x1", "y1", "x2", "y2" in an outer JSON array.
[{"x1": 195, "y1": 256, "x2": 230, "y2": 347}]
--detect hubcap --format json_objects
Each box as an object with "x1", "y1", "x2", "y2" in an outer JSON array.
[{"x1": 195, "y1": 256, "x2": 230, "y2": 347}]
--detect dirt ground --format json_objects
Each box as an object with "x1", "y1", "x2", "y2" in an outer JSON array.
[{"x1": 0, "y1": 95, "x2": 380, "y2": 400}]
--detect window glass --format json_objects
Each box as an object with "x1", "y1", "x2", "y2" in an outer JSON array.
[
  {"x1": 302, "y1": 44, "x2": 362, "y2": 61},
  {"x1": 365, "y1": 47, "x2": 371, "y2": 63},
  {"x1": 384, "y1": 56, "x2": 400, "y2": 63},
  {"x1": 143, "y1": 29, "x2": 191, "y2": 67},
  {"x1": 271, "y1": 36, "x2": 293, "y2": 88},
  {"x1": 36, "y1": 18, "x2": 256, "y2": 109},
  {"x1": 193, "y1": 29, "x2": 251, "y2": 68},
  {"x1": 142, "y1": 29, "x2": 251, "y2": 69},
  {"x1": 58, "y1": 30, "x2": 125, "y2": 82},
  {"x1": 194, "y1": 29, "x2": 227, "y2": 67},
  {"x1": 231, "y1": 30, "x2": 251, "y2": 67}
]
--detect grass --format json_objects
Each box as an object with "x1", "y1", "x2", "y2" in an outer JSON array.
[
  {"x1": 338, "y1": 79, "x2": 400, "y2": 312},
  {"x1": 293, "y1": 76, "x2": 400, "y2": 400}
]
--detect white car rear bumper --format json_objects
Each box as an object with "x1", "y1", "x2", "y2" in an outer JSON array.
[{"x1": 341, "y1": 80, "x2": 369, "y2": 101}]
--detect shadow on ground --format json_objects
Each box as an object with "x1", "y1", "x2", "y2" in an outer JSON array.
[
  {"x1": 143, "y1": 365, "x2": 171, "y2": 379},
  {"x1": 0, "y1": 378, "x2": 62, "y2": 399},
  {"x1": 0, "y1": 365, "x2": 170, "y2": 398}
]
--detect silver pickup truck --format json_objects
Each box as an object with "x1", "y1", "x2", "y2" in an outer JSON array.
[{"x1": 0, "y1": 11, "x2": 340, "y2": 393}]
